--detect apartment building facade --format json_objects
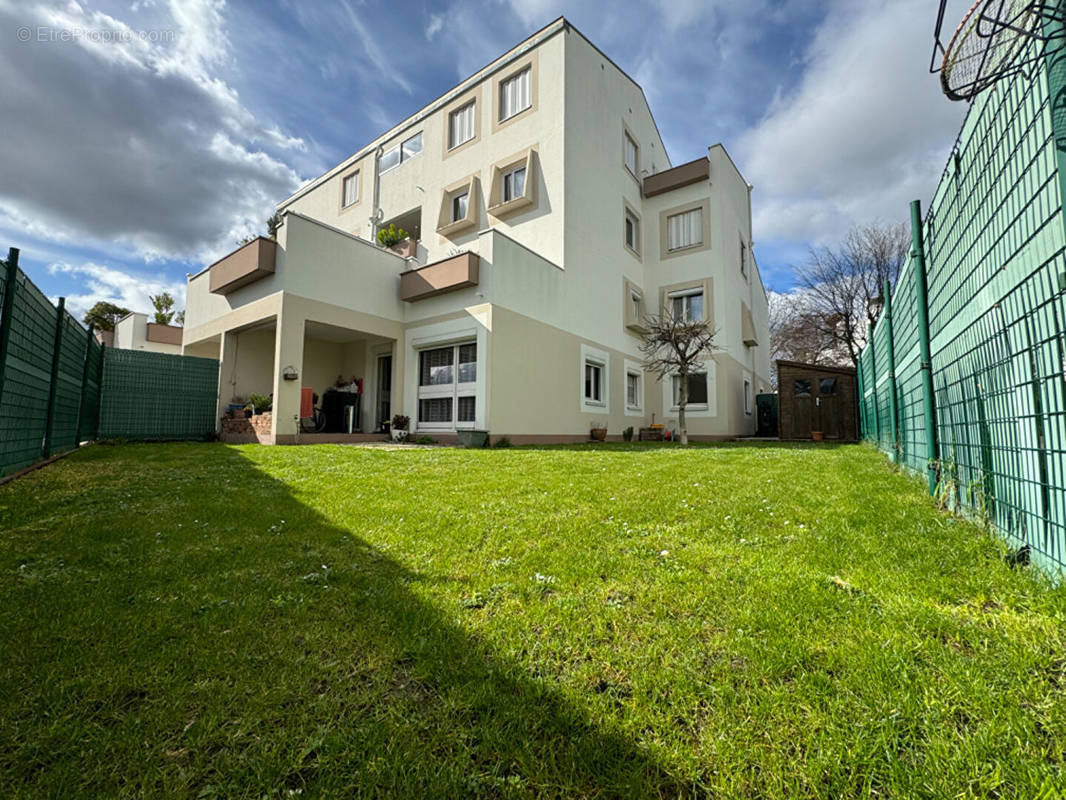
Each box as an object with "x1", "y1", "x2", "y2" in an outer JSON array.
[
  {"x1": 182, "y1": 18, "x2": 771, "y2": 443},
  {"x1": 112, "y1": 312, "x2": 183, "y2": 355}
]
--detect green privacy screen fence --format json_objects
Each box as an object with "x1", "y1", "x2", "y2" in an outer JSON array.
[
  {"x1": 858, "y1": 33, "x2": 1066, "y2": 574},
  {"x1": 0, "y1": 249, "x2": 219, "y2": 477}
]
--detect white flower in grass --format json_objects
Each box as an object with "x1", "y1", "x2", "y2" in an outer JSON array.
[
  {"x1": 660, "y1": 550, "x2": 669, "y2": 557},
  {"x1": 533, "y1": 573, "x2": 556, "y2": 584}
]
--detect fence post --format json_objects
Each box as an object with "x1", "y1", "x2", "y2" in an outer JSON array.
[
  {"x1": 868, "y1": 321, "x2": 880, "y2": 447},
  {"x1": 76, "y1": 324, "x2": 94, "y2": 443},
  {"x1": 910, "y1": 199, "x2": 939, "y2": 494},
  {"x1": 94, "y1": 342, "x2": 106, "y2": 439},
  {"x1": 883, "y1": 278, "x2": 900, "y2": 463},
  {"x1": 43, "y1": 297, "x2": 67, "y2": 458},
  {"x1": 0, "y1": 248, "x2": 19, "y2": 412},
  {"x1": 856, "y1": 355, "x2": 867, "y2": 439}
]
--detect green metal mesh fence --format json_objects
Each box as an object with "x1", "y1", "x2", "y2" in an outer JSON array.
[
  {"x1": 858, "y1": 36, "x2": 1066, "y2": 574},
  {"x1": 0, "y1": 253, "x2": 220, "y2": 476},
  {"x1": 98, "y1": 349, "x2": 219, "y2": 441}
]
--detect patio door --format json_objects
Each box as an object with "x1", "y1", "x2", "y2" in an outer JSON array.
[{"x1": 376, "y1": 355, "x2": 392, "y2": 431}]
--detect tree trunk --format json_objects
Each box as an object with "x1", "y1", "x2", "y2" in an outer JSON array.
[{"x1": 678, "y1": 369, "x2": 688, "y2": 446}]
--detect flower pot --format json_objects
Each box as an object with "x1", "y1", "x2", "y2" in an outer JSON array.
[
  {"x1": 811, "y1": 430, "x2": 824, "y2": 442},
  {"x1": 391, "y1": 429, "x2": 409, "y2": 442},
  {"x1": 457, "y1": 429, "x2": 489, "y2": 448},
  {"x1": 590, "y1": 428, "x2": 607, "y2": 442}
]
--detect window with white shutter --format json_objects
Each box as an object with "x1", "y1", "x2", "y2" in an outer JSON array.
[
  {"x1": 499, "y1": 67, "x2": 531, "y2": 121},
  {"x1": 417, "y1": 342, "x2": 477, "y2": 429},
  {"x1": 342, "y1": 172, "x2": 359, "y2": 208},
  {"x1": 624, "y1": 133, "x2": 638, "y2": 175},
  {"x1": 667, "y1": 208, "x2": 703, "y2": 252},
  {"x1": 448, "y1": 102, "x2": 476, "y2": 149}
]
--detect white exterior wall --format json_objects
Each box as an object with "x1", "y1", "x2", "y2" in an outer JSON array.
[
  {"x1": 113, "y1": 312, "x2": 182, "y2": 355},
  {"x1": 183, "y1": 18, "x2": 771, "y2": 442}
]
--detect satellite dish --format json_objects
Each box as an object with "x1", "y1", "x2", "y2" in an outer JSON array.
[{"x1": 930, "y1": 0, "x2": 1066, "y2": 101}]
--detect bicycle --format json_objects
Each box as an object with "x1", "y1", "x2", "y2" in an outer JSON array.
[{"x1": 299, "y1": 393, "x2": 327, "y2": 433}]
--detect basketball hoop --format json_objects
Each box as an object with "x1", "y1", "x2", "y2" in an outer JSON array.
[{"x1": 930, "y1": 0, "x2": 1066, "y2": 101}]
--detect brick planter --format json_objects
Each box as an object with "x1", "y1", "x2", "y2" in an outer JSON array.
[{"x1": 221, "y1": 412, "x2": 272, "y2": 443}]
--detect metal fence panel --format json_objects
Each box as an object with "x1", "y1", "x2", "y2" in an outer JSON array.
[
  {"x1": 98, "y1": 349, "x2": 219, "y2": 441},
  {"x1": 857, "y1": 37, "x2": 1066, "y2": 574}
]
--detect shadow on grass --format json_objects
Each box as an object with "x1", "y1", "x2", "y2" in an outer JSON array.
[{"x1": 1, "y1": 444, "x2": 690, "y2": 798}]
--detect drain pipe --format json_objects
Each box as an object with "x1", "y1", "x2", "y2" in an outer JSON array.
[{"x1": 370, "y1": 145, "x2": 384, "y2": 244}]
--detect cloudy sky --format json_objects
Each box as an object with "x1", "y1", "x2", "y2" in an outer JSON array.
[{"x1": 0, "y1": 0, "x2": 973, "y2": 319}]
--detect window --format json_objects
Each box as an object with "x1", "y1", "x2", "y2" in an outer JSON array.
[
  {"x1": 380, "y1": 132, "x2": 422, "y2": 174},
  {"x1": 667, "y1": 208, "x2": 703, "y2": 252},
  {"x1": 417, "y1": 342, "x2": 477, "y2": 429},
  {"x1": 502, "y1": 165, "x2": 526, "y2": 202},
  {"x1": 744, "y1": 379, "x2": 752, "y2": 415},
  {"x1": 740, "y1": 240, "x2": 748, "y2": 277},
  {"x1": 624, "y1": 132, "x2": 638, "y2": 175},
  {"x1": 451, "y1": 191, "x2": 469, "y2": 223},
  {"x1": 624, "y1": 210, "x2": 640, "y2": 254},
  {"x1": 499, "y1": 67, "x2": 531, "y2": 121},
  {"x1": 585, "y1": 361, "x2": 604, "y2": 404},
  {"x1": 794, "y1": 379, "x2": 811, "y2": 398},
  {"x1": 669, "y1": 289, "x2": 703, "y2": 322},
  {"x1": 342, "y1": 172, "x2": 359, "y2": 208},
  {"x1": 672, "y1": 372, "x2": 708, "y2": 407},
  {"x1": 626, "y1": 371, "x2": 641, "y2": 409},
  {"x1": 820, "y1": 377, "x2": 838, "y2": 396},
  {"x1": 448, "y1": 101, "x2": 476, "y2": 149}
]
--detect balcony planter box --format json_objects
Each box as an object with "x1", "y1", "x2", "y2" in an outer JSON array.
[{"x1": 457, "y1": 429, "x2": 489, "y2": 449}]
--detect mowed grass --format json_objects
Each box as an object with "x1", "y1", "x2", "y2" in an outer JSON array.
[{"x1": 1, "y1": 442, "x2": 1065, "y2": 798}]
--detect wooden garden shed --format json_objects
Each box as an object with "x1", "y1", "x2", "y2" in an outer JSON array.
[{"x1": 776, "y1": 361, "x2": 859, "y2": 442}]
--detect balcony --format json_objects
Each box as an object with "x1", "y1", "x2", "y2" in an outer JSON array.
[
  {"x1": 146, "y1": 322, "x2": 182, "y2": 346},
  {"x1": 400, "y1": 251, "x2": 480, "y2": 302},
  {"x1": 209, "y1": 237, "x2": 277, "y2": 295}
]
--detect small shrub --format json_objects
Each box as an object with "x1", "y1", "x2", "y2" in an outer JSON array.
[
  {"x1": 413, "y1": 435, "x2": 436, "y2": 445},
  {"x1": 494, "y1": 436, "x2": 512, "y2": 448},
  {"x1": 248, "y1": 394, "x2": 272, "y2": 414},
  {"x1": 377, "y1": 224, "x2": 408, "y2": 248},
  {"x1": 622, "y1": 426, "x2": 634, "y2": 442}
]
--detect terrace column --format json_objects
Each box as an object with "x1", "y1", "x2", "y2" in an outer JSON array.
[{"x1": 271, "y1": 307, "x2": 305, "y2": 444}]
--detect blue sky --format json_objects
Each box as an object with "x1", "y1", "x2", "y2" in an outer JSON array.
[{"x1": 0, "y1": 0, "x2": 972, "y2": 319}]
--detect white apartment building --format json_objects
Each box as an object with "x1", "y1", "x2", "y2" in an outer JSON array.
[
  {"x1": 112, "y1": 312, "x2": 183, "y2": 355},
  {"x1": 182, "y1": 18, "x2": 771, "y2": 443}
]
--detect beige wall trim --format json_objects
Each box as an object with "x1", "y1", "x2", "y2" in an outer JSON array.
[
  {"x1": 437, "y1": 174, "x2": 481, "y2": 235},
  {"x1": 622, "y1": 200, "x2": 642, "y2": 262},
  {"x1": 487, "y1": 146, "x2": 538, "y2": 218},
  {"x1": 491, "y1": 49, "x2": 539, "y2": 133},
  {"x1": 643, "y1": 157, "x2": 710, "y2": 198},
  {"x1": 658, "y1": 197, "x2": 712, "y2": 260},
  {"x1": 338, "y1": 164, "x2": 362, "y2": 214},
  {"x1": 658, "y1": 277, "x2": 715, "y2": 329},
  {"x1": 441, "y1": 89, "x2": 483, "y2": 159},
  {"x1": 622, "y1": 278, "x2": 647, "y2": 334}
]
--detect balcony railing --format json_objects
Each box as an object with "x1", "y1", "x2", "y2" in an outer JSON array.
[
  {"x1": 209, "y1": 237, "x2": 277, "y2": 295},
  {"x1": 399, "y1": 251, "x2": 479, "y2": 301}
]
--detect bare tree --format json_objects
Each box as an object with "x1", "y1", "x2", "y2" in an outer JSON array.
[
  {"x1": 639, "y1": 313, "x2": 718, "y2": 446},
  {"x1": 794, "y1": 222, "x2": 909, "y2": 367},
  {"x1": 768, "y1": 291, "x2": 840, "y2": 371}
]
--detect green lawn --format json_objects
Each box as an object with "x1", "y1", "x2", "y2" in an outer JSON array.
[{"x1": 1, "y1": 442, "x2": 1064, "y2": 798}]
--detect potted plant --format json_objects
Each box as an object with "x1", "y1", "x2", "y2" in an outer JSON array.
[
  {"x1": 249, "y1": 393, "x2": 272, "y2": 414},
  {"x1": 391, "y1": 414, "x2": 410, "y2": 442},
  {"x1": 589, "y1": 422, "x2": 607, "y2": 442},
  {"x1": 378, "y1": 224, "x2": 414, "y2": 257},
  {"x1": 622, "y1": 426, "x2": 634, "y2": 442},
  {"x1": 811, "y1": 430, "x2": 824, "y2": 442}
]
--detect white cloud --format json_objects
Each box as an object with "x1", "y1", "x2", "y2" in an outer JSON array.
[
  {"x1": 424, "y1": 12, "x2": 444, "y2": 41},
  {"x1": 737, "y1": 0, "x2": 968, "y2": 247},
  {"x1": 0, "y1": 1, "x2": 305, "y2": 265},
  {"x1": 48, "y1": 261, "x2": 187, "y2": 319}
]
